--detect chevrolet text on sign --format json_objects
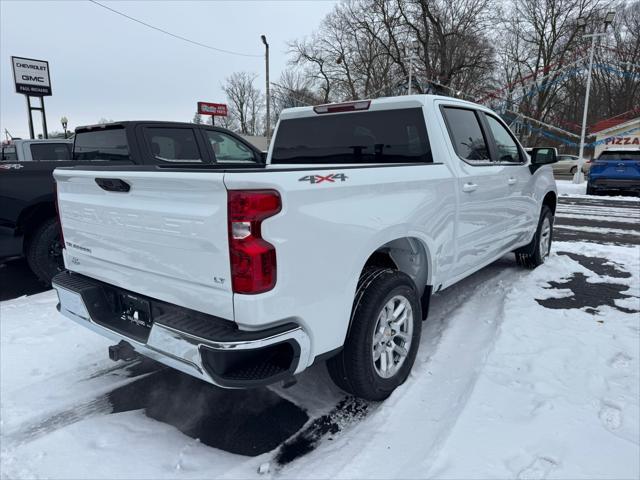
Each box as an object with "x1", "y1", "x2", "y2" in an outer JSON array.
[{"x1": 11, "y1": 56, "x2": 52, "y2": 96}]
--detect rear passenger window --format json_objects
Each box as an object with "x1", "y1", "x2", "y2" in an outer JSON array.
[
  {"x1": 145, "y1": 128, "x2": 202, "y2": 163},
  {"x1": 483, "y1": 114, "x2": 522, "y2": 163},
  {"x1": 74, "y1": 128, "x2": 130, "y2": 161},
  {"x1": 442, "y1": 107, "x2": 490, "y2": 164}
]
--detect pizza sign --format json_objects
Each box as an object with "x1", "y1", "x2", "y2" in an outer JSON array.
[{"x1": 604, "y1": 136, "x2": 640, "y2": 146}]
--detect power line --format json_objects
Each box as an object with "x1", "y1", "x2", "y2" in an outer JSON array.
[{"x1": 88, "y1": 0, "x2": 262, "y2": 58}]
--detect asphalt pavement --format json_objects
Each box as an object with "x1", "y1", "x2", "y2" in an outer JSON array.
[{"x1": 554, "y1": 195, "x2": 640, "y2": 245}]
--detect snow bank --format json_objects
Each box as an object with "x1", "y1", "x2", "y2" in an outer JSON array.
[
  {"x1": 556, "y1": 180, "x2": 640, "y2": 201},
  {"x1": 556, "y1": 180, "x2": 587, "y2": 196}
]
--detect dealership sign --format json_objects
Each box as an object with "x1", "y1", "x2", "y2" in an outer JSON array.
[
  {"x1": 197, "y1": 102, "x2": 228, "y2": 116},
  {"x1": 11, "y1": 56, "x2": 51, "y2": 96}
]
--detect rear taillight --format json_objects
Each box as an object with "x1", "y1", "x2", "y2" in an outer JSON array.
[
  {"x1": 54, "y1": 182, "x2": 65, "y2": 249},
  {"x1": 228, "y1": 190, "x2": 281, "y2": 294}
]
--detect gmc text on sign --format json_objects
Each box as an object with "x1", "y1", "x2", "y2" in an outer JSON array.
[{"x1": 11, "y1": 56, "x2": 52, "y2": 96}]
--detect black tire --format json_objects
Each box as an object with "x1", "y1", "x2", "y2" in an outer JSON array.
[
  {"x1": 570, "y1": 166, "x2": 577, "y2": 174},
  {"x1": 327, "y1": 268, "x2": 422, "y2": 401},
  {"x1": 515, "y1": 205, "x2": 553, "y2": 269},
  {"x1": 26, "y1": 217, "x2": 64, "y2": 285},
  {"x1": 586, "y1": 184, "x2": 597, "y2": 196}
]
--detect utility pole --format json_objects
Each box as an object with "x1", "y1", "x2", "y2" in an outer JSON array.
[
  {"x1": 406, "y1": 40, "x2": 419, "y2": 95},
  {"x1": 573, "y1": 11, "x2": 616, "y2": 184},
  {"x1": 261, "y1": 34, "x2": 270, "y2": 140},
  {"x1": 408, "y1": 55, "x2": 414, "y2": 95}
]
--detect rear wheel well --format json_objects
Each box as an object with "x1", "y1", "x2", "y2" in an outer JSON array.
[
  {"x1": 543, "y1": 191, "x2": 557, "y2": 215},
  {"x1": 363, "y1": 251, "x2": 397, "y2": 270},
  {"x1": 361, "y1": 237, "x2": 432, "y2": 319},
  {"x1": 18, "y1": 202, "x2": 57, "y2": 248}
]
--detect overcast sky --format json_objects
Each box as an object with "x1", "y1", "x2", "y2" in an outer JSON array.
[{"x1": 0, "y1": 0, "x2": 336, "y2": 139}]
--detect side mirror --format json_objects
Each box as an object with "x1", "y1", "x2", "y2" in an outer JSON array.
[
  {"x1": 530, "y1": 147, "x2": 558, "y2": 165},
  {"x1": 529, "y1": 147, "x2": 558, "y2": 173}
]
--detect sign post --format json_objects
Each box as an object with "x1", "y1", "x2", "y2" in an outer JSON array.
[
  {"x1": 197, "y1": 102, "x2": 228, "y2": 127},
  {"x1": 11, "y1": 56, "x2": 52, "y2": 139}
]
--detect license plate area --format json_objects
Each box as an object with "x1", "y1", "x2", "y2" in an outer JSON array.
[
  {"x1": 90, "y1": 286, "x2": 155, "y2": 343},
  {"x1": 119, "y1": 293, "x2": 153, "y2": 329}
]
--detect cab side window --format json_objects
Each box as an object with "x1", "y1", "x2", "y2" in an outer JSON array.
[
  {"x1": 442, "y1": 107, "x2": 491, "y2": 164},
  {"x1": 205, "y1": 131, "x2": 256, "y2": 163},
  {"x1": 483, "y1": 114, "x2": 523, "y2": 164},
  {"x1": 144, "y1": 127, "x2": 202, "y2": 163}
]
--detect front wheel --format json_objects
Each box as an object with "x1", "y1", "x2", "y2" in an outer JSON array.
[
  {"x1": 26, "y1": 217, "x2": 65, "y2": 285},
  {"x1": 327, "y1": 269, "x2": 421, "y2": 401},
  {"x1": 515, "y1": 205, "x2": 553, "y2": 269}
]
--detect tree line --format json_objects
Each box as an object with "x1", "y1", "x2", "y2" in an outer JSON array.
[{"x1": 203, "y1": 0, "x2": 639, "y2": 150}]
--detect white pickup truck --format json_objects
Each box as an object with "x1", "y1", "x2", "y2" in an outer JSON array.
[{"x1": 52, "y1": 95, "x2": 558, "y2": 401}]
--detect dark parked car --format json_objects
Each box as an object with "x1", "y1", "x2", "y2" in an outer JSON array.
[{"x1": 1, "y1": 121, "x2": 264, "y2": 284}]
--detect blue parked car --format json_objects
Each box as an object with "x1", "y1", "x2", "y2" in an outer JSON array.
[{"x1": 587, "y1": 148, "x2": 640, "y2": 196}]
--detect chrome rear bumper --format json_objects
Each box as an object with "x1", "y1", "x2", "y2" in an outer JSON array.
[{"x1": 52, "y1": 271, "x2": 311, "y2": 388}]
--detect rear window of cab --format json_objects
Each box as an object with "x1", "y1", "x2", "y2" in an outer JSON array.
[{"x1": 271, "y1": 108, "x2": 432, "y2": 164}]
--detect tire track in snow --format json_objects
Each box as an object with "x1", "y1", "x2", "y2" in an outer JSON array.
[
  {"x1": 276, "y1": 260, "x2": 520, "y2": 479},
  {"x1": 1, "y1": 361, "x2": 156, "y2": 447},
  {"x1": 2, "y1": 397, "x2": 113, "y2": 446}
]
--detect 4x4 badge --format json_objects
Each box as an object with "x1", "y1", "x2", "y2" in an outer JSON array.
[{"x1": 298, "y1": 173, "x2": 348, "y2": 184}]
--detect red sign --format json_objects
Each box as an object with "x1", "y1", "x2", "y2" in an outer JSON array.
[{"x1": 197, "y1": 102, "x2": 228, "y2": 116}]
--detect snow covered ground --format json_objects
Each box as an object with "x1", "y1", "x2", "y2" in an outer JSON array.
[
  {"x1": 556, "y1": 179, "x2": 588, "y2": 197},
  {"x1": 1, "y1": 208, "x2": 639, "y2": 479},
  {"x1": 556, "y1": 180, "x2": 640, "y2": 201}
]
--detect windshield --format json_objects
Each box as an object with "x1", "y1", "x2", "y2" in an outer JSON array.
[
  {"x1": 74, "y1": 127, "x2": 130, "y2": 161},
  {"x1": 272, "y1": 108, "x2": 432, "y2": 164},
  {"x1": 597, "y1": 151, "x2": 640, "y2": 161}
]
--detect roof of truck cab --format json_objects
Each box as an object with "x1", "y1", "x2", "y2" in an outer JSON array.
[
  {"x1": 12, "y1": 138, "x2": 72, "y2": 145},
  {"x1": 75, "y1": 120, "x2": 200, "y2": 132},
  {"x1": 278, "y1": 94, "x2": 484, "y2": 120}
]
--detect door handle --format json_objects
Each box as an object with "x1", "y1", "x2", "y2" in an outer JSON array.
[
  {"x1": 508, "y1": 177, "x2": 517, "y2": 185},
  {"x1": 462, "y1": 182, "x2": 478, "y2": 193},
  {"x1": 95, "y1": 178, "x2": 131, "y2": 192}
]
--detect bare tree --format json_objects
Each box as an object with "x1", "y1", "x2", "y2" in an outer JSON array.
[
  {"x1": 281, "y1": 0, "x2": 638, "y2": 152},
  {"x1": 588, "y1": 1, "x2": 640, "y2": 118},
  {"x1": 288, "y1": 0, "x2": 497, "y2": 100},
  {"x1": 499, "y1": 0, "x2": 603, "y2": 123},
  {"x1": 271, "y1": 69, "x2": 322, "y2": 123},
  {"x1": 221, "y1": 72, "x2": 264, "y2": 135}
]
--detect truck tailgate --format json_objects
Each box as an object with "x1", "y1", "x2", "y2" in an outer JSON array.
[{"x1": 53, "y1": 168, "x2": 233, "y2": 320}]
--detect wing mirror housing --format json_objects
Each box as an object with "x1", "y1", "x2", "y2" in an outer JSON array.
[{"x1": 529, "y1": 147, "x2": 558, "y2": 173}]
